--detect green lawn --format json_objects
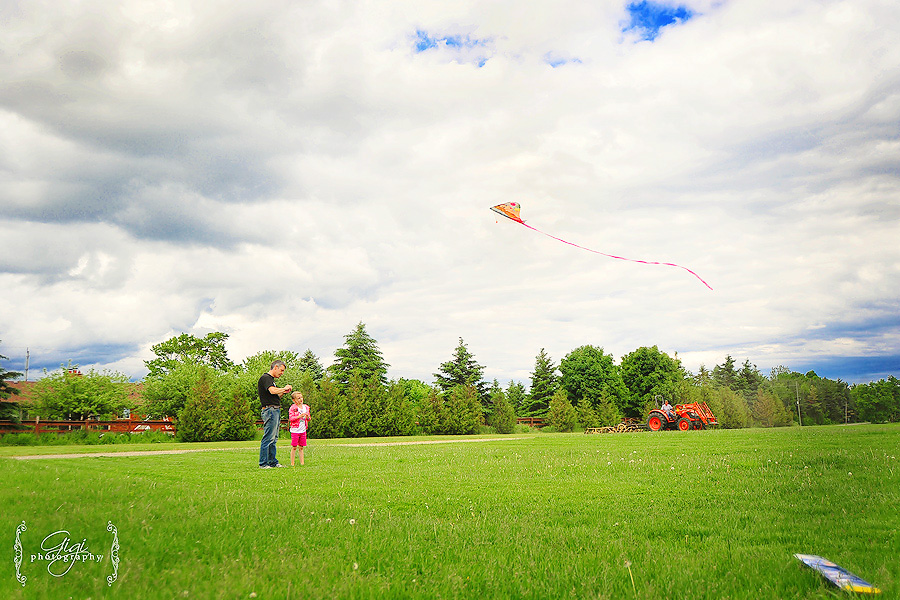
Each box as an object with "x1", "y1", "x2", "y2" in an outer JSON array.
[{"x1": 2, "y1": 425, "x2": 898, "y2": 599}]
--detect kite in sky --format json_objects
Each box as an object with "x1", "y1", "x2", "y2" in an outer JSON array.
[{"x1": 490, "y1": 202, "x2": 713, "y2": 290}]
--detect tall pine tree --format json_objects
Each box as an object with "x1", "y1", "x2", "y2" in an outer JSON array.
[
  {"x1": 298, "y1": 349, "x2": 325, "y2": 381},
  {"x1": 525, "y1": 348, "x2": 558, "y2": 416},
  {"x1": 0, "y1": 350, "x2": 23, "y2": 422},
  {"x1": 328, "y1": 322, "x2": 389, "y2": 389},
  {"x1": 433, "y1": 338, "x2": 488, "y2": 407}
]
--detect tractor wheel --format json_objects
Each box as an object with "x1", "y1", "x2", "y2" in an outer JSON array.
[
  {"x1": 677, "y1": 418, "x2": 692, "y2": 431},
  {"x1": 694, "y1": 421, "x2": 705, "y2": 430},
  {"x1": 647, "y1": 414, "x2": 664, "y2": 431}
]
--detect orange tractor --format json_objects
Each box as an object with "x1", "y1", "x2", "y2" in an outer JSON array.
[{"x1": 647, "y1": 399, "x2": 718, "y2": 431}]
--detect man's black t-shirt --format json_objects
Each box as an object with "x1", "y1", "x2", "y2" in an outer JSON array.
[{"x1": 258, "y1": 373, "x2": 280, "y2": 407}]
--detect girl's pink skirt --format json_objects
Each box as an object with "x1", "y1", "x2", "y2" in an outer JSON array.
[{"x1": 291, "y1": 432, "x2": 307, "y2": 447}]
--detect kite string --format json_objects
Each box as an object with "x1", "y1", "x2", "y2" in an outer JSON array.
[{"x1": 521, "y1": 222, "x2": 713, "y2": 291}]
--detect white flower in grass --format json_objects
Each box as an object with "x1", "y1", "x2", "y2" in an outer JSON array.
[
  {"x1": 349, "y1": 518, "x2": 356, "y2": 525},
  {"x1": 353, "y1": 562, "x2": 359, "y2": 570}
]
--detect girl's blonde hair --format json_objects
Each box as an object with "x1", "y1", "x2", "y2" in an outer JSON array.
[{"x1": 291, "y1": 391, "x2": 303, "y2": 402}]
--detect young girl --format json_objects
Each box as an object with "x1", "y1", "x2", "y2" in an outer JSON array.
[{"x1": 288, "y1": 392, "x2": 311, "y2": 466}]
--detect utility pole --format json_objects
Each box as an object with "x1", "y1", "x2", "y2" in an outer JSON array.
[
  {"x1": 793, "y1": 381, "x2": 802, "y2": 426},
  {"x1": 24, "y1": 348, "x2": 30, "y2": 382}
]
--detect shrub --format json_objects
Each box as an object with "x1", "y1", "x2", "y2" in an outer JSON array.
[
  {"x1": 490, "y1": 390, "x2": 517, "y2": 434},
  {"x1": 443, "y1": 385, "x2": 483, "y2": 435},
  {"x1": 547, "y1": 390, "x2": 577, "y2": 432},
  {"x1": 220, "y1": 392, "x2": 256, "y2": 441},
  {"x1": 176, "y1": 370, "x2": 226, "y2": 442}
]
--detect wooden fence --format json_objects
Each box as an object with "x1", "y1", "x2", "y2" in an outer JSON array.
[
  {"x1": 0, "y1": 418, "x2": 176, "y2": 436},
  {"x1": 516, "y1": 416, "x2": 545, "y2": 428}
]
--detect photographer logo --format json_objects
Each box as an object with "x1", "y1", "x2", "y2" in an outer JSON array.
[{"x1": 13, "y1": 521, "x2": 120, "y2": 587}]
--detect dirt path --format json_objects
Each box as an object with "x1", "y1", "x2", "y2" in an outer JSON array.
[{"x1": 7, "y1": 437, "x2": 526, "y2": 459}]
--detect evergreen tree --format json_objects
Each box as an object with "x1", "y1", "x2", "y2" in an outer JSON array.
[
  {"x1": 328, "y1": 322, "x2": 389, "y2": 389},
  {"x1": 752, "y1": 389, "x2": 789, "y2": 427},
  {"x1": 507, "y1": 381, "x2": 526, "y2": 416},
  {"x1": 526, "y1": 348, "x2": 558, "y2": 416},
  {"x1": 805, "y1": 384, "x2": 824, "y2": 425},
  {"x1": 737, "y1": 359, "x2": 764, "y2": 399},
  {"x1": 417, "y1": 388, "x2": 446, "y2": 435},
  {"x1": 717, "y1": 387, "x2": 751, "y2": 429},
  {"x1": 576, "y1": 401, "x2": 598, "y2": 429},
  {"x1": 0, "y1": 350, "x2": 23, "y2": 422},
  {"x1": 383, "y1": 382, "x2": 417, "y2": 437},
  {"x1": 694, "y1": 364, "x2": 712, "y2": 386},
  {"x1": 433, "y1": 338, "x2": 488, "y2": 406},
  {"x1": 547, "y1": 389, "x2": 577, "y2": 432},
  {"x1": 489, "y1": 387, "x2": 516, "y2": 434},
  {"x1": 443, "y1": 384, "x2": 483, "y2": 435},
  {"x1": 712, "y1": 355, "x2": 738, "y2": 389},
  {"x1": 308, "y1": 377, "x2": 348, "y2": 439},
  {"x1": 298, "y1": 349, "x2": 325, "y2": 381},
  {"x1": 594, "y1": 391, "x2": 623, "y2": 427},
  {"x1": 220, "y1": 390, "x2": 257, "y2": 441},
  {"x1": 176, "y1": 369, "x2": 226, "y2": 442},
  {"x1": 344, "y1": 372, "x2": 378, "y2": 437}
]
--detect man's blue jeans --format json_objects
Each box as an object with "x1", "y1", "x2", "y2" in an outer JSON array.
[{"x1": 259, "y1": 405, "x2": 281, "y2": 467}]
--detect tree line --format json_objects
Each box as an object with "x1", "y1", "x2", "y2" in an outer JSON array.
[{"x1": 2, "y1": 326, "x2": 898, "y2": 441}]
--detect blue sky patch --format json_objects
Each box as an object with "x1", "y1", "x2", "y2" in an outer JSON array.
[
  {"x1": 413, "y1": 30, "x2": 494, "y2": 66},
  {"x1": 544, "y1": 53, "x2": 583, "y2": 68},
  {"x1": 623, "y1": 1, "x2": 695, "y2": 41}
]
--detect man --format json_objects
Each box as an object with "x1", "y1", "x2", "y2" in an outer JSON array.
[
  {"x1": 258, "y1": 360, "x2": 292, "y2": 468},
  {"x1": 662, "y1": 399, "x2": 675, "y2": 420}
]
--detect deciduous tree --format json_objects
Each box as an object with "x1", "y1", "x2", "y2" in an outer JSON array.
[
  {"x1": 620, "y1": 346, "x2": 683, "y2": 416},
  {"x1": 852, "y1": 377, "x2": 899, "y2": 423},
  {"x1": 31, "y1": 365, "x2": 134, "y2": 420},
  {"x1": 559, "y1": 345, "x2": 632, "y2": 416},
  {"x1": 145, "y1": 332, "x2": 234, "y2": 378}
]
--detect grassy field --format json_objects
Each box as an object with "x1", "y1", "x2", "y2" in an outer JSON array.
[{"x1": 2, "y1": 425, "x2": 898, "y2": 599}]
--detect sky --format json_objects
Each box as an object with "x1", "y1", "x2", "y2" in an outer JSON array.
[{"x1": 1, "y1": 0, "x2": 899, "y2": 386}]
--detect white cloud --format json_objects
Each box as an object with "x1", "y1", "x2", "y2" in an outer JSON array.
[{"x1": 1, "y1": 0, "x2": 898, "y2": 384}]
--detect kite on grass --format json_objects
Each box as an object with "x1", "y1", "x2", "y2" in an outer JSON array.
[
  {"x1": 794, "y1": 554, "x2": 881, "y2": 594},
  {"x1": 489, "y1": 202, "x2": 713, "y2": 290}
]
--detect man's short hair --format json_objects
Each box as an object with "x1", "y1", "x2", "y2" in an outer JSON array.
[{"x1": 270, "y1": 360, "x2": 286, "y2": 370}]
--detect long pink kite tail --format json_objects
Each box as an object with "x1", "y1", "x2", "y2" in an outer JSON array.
[{"x1": 521, "y1": 222, "x2": 713, "y2": 291}]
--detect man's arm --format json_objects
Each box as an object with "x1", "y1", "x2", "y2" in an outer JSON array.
[{"x1": 268, "y1": 384, "x2": 293, "y2": 396}]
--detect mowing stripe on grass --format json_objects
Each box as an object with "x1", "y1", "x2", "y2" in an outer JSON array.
[
  {"x1": 336, "y1": 437, "x2": 525, "y2": 447},
  {"x1": 7, "y1": 447, "x2": 249, "y2": 460},
  {"x1": 7, "y1": 436, "x2": 527, "y2": 459}
]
